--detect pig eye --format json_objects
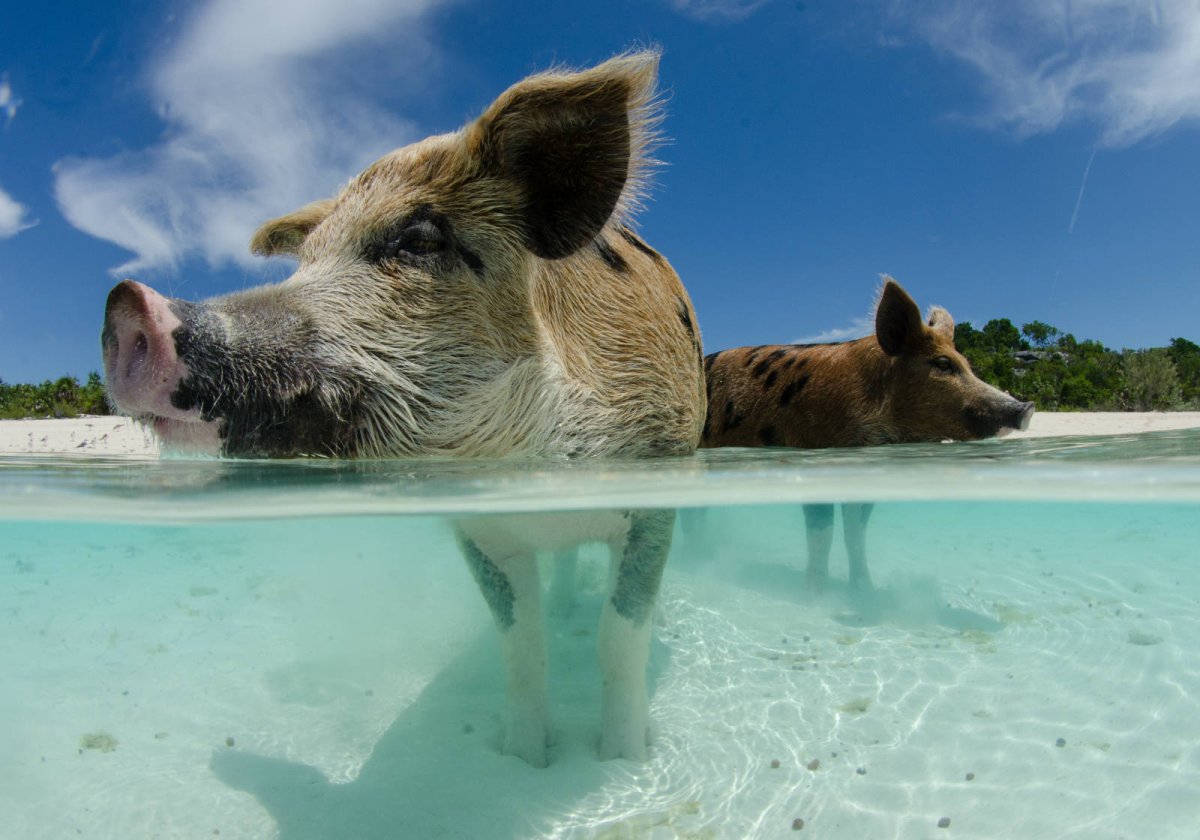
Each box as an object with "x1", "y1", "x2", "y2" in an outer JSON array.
[
  {"x1": 931, "y1": 356, "x2": 956, "y2": 373},
  {"x1": 374, "y1": 219, "x2": 446, "y2": 261}
]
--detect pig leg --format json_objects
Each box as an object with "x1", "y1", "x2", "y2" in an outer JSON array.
[
  {"x1": 547, "y1": 548, "x2": 579, "y2": 618},
  {"x1": 599, "y1": 508, "x2": 674, "y2": 761},
  {"x1": 678, "y1": 506, "x2": 708, "y2": 557},
  {"x1": 803, "y1": 503, "x2": 835, "y2": 591},
  {"x1": 842, "y1": 503, "x2": 875, "y2": 590},
  {"x1": 457, "y1": 531, "x2": 551, "y2": 767}
]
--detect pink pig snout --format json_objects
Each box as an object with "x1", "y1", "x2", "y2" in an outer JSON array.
[{"x1": 101, "y1": 279, "x2": 195, "y2": 422}]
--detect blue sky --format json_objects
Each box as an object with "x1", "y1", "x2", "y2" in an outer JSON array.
[{"x1": 1, "y1": 0, "x2": 1198, "y2": 383}]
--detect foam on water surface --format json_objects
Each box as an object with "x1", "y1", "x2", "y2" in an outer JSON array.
[{"x1": 1, "y1": 430, "x2": 1198, "y2": 838}]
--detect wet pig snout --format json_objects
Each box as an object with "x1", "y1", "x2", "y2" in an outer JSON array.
[{"x1": 101, "y1": 280, "x2": 189, "y2": 418}]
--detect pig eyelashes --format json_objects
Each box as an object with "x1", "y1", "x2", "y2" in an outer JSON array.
[
  {"x1": 363, "y1": 207, "x2": 486, "y2": 279},
  {"x1": 369, "y1": 217, "x2": 448, "y2": 263}
]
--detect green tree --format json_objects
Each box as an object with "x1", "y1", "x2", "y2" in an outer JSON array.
[
  {"x1": 1060, "y1": 373, "x2": 1098, "y2": 407},
  {"x1": 1121, "y1": 349, "x2": 1182, "y2": 411},
  {"x1": 80, "y1": 372, "x2": 110, "y2": 415},
  {"x1": 0, "y1": 373, "x2": 111, "y2": 419},
  {"x1": 1166, "y1": 338, "x2": 1200, "y2": 404},
  {"x1": 1012, "y1": 357, "x2": 1068, "y2": 409},
  {"x1": 981, "y1": 318, "x2": 1026, "y2": 352},
  {"x1": 1021, "y1": 320, "x2": 1061, "y2": 349},
  {"x1": 953, "y1": 321, "x2": 984, "y2": 355}
]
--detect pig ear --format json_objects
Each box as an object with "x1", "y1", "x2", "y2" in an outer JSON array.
[
  {"x1": 466, "y1": 51, "x2": 661, "y2": 259},
  {"x1": 875, "y1": 278, "x2": 924, "y2": 356},
  {"x1": 250, "y1": 198, "x2": 337, "y2": 257},
  {"x1": 927, "y1": 306, "x2": 954, "y2": 337}
]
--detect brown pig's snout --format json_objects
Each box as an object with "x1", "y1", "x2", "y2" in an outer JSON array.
[{"x1": 101, "y1": 279, "x2": 189, "y2": 418}]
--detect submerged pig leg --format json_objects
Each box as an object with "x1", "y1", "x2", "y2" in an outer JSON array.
[
  {"x1": 803, "y1": 503, "x2": 835, "y2": 591},
  {"x1": 599, "y1": 508, "x2": 674, "y2": 761},
  {"x1": 457, "y1": 530, "x2": 551, "y2": 767},
  {"x1": 842, "y1": 502, "x2": 875, "y2": 590}
]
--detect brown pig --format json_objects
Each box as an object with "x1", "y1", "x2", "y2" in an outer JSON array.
[
  {"x1": 100, "y1": 53, "x2": 704, "y2": 766},
  {"x1": 701, "y1": 278, "x2": 1033, "y2": 590}
]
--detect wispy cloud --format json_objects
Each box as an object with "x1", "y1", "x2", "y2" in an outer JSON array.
[
  {"x1": 794, "y1": 315, "x2": 873, "y2": 345},
  {"x1": 0, "y1": 184, "x2": 35, "y2": 239},
  {"x1": 882, "y1": 0, "x2": 1200, "y2": 147},
  {"x1": 0, "y1": 73, "x2": 21, "y2": 123},
  {"x1": 53, "y1": 0, "x2": 451, "y2": 277},
  {"x1": 668, "y1": 0, "x2": 774, "y2": 22}
]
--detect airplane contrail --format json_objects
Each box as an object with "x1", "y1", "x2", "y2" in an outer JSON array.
[{"x1": 1069, "y1": 146, "x2": 1098, "y2": 235}]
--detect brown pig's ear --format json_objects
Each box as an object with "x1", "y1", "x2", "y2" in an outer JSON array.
[
  {"x1": 875, "y1": 277, "x2": 924, "y2": 356},
  {"x1": 250, "y1": 198, "x2": 337, "y2": 257},
  {"x1": 466, "y1": 50, "x2": 662, "y2": 260},
  {"x1": 927, "y1": 306, "x2": 954, "y2": 337}
]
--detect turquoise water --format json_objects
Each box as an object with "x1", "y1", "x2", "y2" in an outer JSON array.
[{"x1": 2, "y1": 430, "x2": 1198, "y2": 838}]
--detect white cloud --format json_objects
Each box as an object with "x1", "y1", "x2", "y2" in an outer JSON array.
[
  {"x1": 882, "y1": 0, "x2": 1200, "y2": 147},
  {"x1": 0, "y1": 185, "x2": 35, "y2": 239},
  {"x1": 54, "y1": 0, "x2": 450, "y2": 277},
  {"x1": 794, "y1": 315, "x2": 874, "y2": 345},
  {"x1": 0, "y1": 73, "x2": 20, "y2": 122},
  {"x1": 668, "y1": 0, "x2": 773, "y2": 22}
]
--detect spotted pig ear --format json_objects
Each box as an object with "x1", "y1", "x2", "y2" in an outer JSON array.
[
  {"x1": 466, "y1": 51, "x2": 661, "y2": 260},
  {"x1": 251, "y1": 198, "x2": 337, "y2": 257},
  {"x1": 875, "y1": 277, "x2": 924, "y2": 356}
]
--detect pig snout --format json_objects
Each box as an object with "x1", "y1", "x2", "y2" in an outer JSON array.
[
  {"x1": 963, "y1": 392, "x2": 1036, "y2": 439},
  {"x1": 1012, "y1": 400, "x2": 1035, "y2": 432},
  {"x1": 982, "y1": 397, "x2": 1035, "y2": 437},
  {"x1": 101, "y1": 280, "x2": 193, "y2": 422}
]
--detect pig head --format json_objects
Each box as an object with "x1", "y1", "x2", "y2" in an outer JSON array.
[{"x1": 102, "y1": 52, "x2": 704, "y2": 460}]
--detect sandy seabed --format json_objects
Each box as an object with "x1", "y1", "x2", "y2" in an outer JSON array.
[{"x1": 1, "y1": 414, "x2": 1198, "y2": 839}]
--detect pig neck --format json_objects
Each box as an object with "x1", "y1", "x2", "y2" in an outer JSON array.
[
  {"x1": 822, "y1": 338, "x2": 897, "y2": 448},
  {"x1": 864, "y1": 339, "x2": 931, "y2": 446},
  {"x1": 526, "y1": 231, "x2": 704, "y2": 457},
  {"x1": 428, "y1": 234, "x2": 701, "y2": 459}
]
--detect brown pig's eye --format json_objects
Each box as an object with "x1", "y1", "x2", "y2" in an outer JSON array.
[
  {"x1": 376, "y1": 219, "x2": 446, "y2": 261},
  {"x1": 404, "y1": 239, "x2": 443, "y2": 255},
  {"x1": 931, "y1": 356, "x2": 956, "y2": 373}
]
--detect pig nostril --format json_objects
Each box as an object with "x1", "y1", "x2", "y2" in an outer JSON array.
[{"x1": 126, "y1": 332, "x2": 149, "y2": 379}]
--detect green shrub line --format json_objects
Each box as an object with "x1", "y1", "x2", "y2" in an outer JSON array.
[
  {"x1": 0, "y1": 373, "x2": 110, "y2": 419},
  {"x1": 954, "y1": 321, "x2": 1200, "y2": 412},
  {"x1": 2, "y1": 324, "x2": 1197, "y2": 419}
]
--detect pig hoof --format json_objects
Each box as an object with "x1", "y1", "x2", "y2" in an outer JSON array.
[
  {"x1": 599, "y1": 730, "x2": 650, "y2": 761},
  {"x1": 503, "y1": 716, "x2": 553, "y2": 768},
  {"x1": 504, "y1": 728, "x2": 551, "y2": 768},
  {"x1": 599, "y1": 719, "x2": 652, "y2": 761}
]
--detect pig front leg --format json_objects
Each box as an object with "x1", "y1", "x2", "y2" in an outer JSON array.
[
  {"x1": 457, "y1": 532, "x2": 551, "y2": 767},
  {"x1": 547, "y1": 548, "x2": 579, "y2": 618},
  {"x1": 803, "y1": 503, "x2": 835, "y2": 591},
  {"x1": 599, "y1": 509, "x2": 674, "y2": 761},
  {"x1": 842, "y1": 503, "x2": 875, "y2": 590}
]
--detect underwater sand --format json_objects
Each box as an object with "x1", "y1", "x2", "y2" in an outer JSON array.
[{"x1": 1, "y1": 423, "x2": 1198, "y2": 838}]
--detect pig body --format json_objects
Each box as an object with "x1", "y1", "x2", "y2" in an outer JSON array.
[
  {"x1": 101, "y1": 53, "x2": 704, "y2": 766},
  {"x1": 701, "y1": 279, "x2": 1033, "y2": 589}
]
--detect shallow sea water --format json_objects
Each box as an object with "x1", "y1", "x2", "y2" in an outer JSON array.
[{"x1": 1, "y1": 430, "x2": 1198, "y2": 839}]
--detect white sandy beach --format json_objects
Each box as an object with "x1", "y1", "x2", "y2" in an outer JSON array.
[{"x1": 1, "y1": 412, "x2": 1199, "y2": 456}]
